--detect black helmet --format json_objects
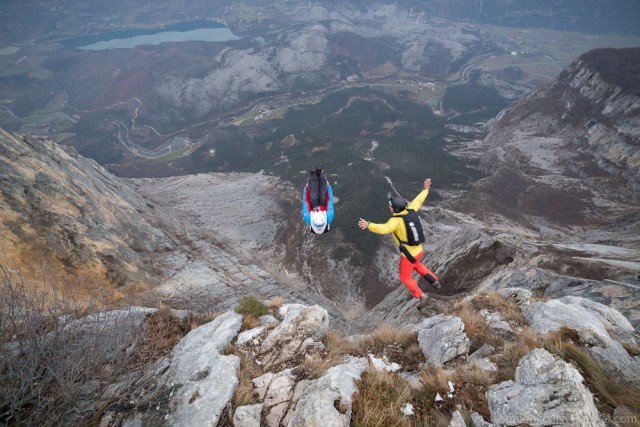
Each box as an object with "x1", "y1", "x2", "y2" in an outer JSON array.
[{"x1": 388, "y1": 195, "x2": 408, "y2": 213}]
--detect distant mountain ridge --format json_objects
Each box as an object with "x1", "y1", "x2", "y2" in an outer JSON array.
[
  {"x1": 1, "y1": 47, "x2": 639, "y2": 318},
  {"x1": 453, "y1": 47, "x2": 640, "y2": 235}
]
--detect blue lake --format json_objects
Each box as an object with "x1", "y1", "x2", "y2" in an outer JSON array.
[{"x1": 62, "y1": 21, "x2": 242, "y2": 50}]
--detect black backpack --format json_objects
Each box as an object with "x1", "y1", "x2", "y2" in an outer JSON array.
[{"x1": 399, "y1": 209, "x2": 425, "y2": 246}]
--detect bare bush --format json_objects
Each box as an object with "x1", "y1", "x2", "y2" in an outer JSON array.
[{"x1": 0, "y1": 264, "x2": 153, "y2": 426}]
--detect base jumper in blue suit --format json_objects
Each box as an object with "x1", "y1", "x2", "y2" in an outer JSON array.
[{"x1": 302, "y1": 168, "x2": 334, "y2": 234}]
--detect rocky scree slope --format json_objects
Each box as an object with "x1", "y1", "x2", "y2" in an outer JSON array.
[{"x1": 38, "y1": 289, "x2": 640, "y2": 427}]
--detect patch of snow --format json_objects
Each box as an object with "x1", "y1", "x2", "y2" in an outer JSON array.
[
  {"x1": 368, "y1": 353, "x2": 401, "y2": 372},
  {"x1": 401, "y1": 402, "x2": 414, "y2": 416}
]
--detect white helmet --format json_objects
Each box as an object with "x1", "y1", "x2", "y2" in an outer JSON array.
[{"x1": 310, "y1": 210, "x2": 328, "y2": 234}]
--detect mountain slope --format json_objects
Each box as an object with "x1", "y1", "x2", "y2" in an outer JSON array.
[
  {"x1": 0, "y1": 129, "x2": 173, "y2": 297},
  {"x1": 452, "y1": 47, "x2": 640, "y2": 243}
]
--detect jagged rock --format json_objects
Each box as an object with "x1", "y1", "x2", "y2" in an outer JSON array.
[
  {"x1": 163, "y1": 310, "x2": 243, "y2": 427},
  {"x1": 287, "y1": 356, "x2": 367, "y2": 426},
  {"x1": 237, "y1": 325, "x2": 266, "y2": 346},
  {"x1": 252, "y1": 369, "x2": 297, "y2": 427},
  {"x1": 558, "y1": 295, "x2": 637, "y2": 345},
  {"x1": 523, "y1": 298, "x2": 640, "y2": 384},
  {"x1": 469, "y1": 343, "x2": 498, "y2": 371},
  {"x1": 470, "y1": 411, "x2": 493, "y2": 427},
  {"x1": 418, "y1": 315, "x2": 470, "y2": 367},
  {"x1": 449, "y1": 410, "x2": 466, "y2": 427},
  {"x1": 487, "y1": 348, "x2": 605, "y2": 426},
  {"x1": 283, "y1": 380, "x2": 311, "y2": 426},
  {"x1": 260, "y1": 304, "x2": 329, "y2": 369},
  {"x1": 470, "y1": 343, "x2": 495, "y2": 359},
  {"x1": 479, "y1": 309, "x2": 513, "y2": 333},
  {"x1": 259, "y1": 314, "x2": 279, "y2": 326},
  {"x1": 469, "y1": 357, "x2": 498, "y2": 372},
  {"x1": 496, "y1": 287, "x2": 532, "y2": 305},
  {"x1": 0, "y1": 129, "x2": 172, "y2": 288},
  {"x1": 233, "y1": 404, "x2": 262, "y2": 427}
]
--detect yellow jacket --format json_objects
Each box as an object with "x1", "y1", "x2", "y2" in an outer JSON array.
[{"x1": 367, "y1": 189, "x2": 429, "y2": 257}]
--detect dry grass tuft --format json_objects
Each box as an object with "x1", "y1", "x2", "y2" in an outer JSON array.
[
  {"x1": 349, "y1": 326, "x2": 423, "y2": 371},
  {"x1": 621, "y1": 341, "x2": 640, "y2": 357},
  {"x1": 453, "y1": 365, "x2": 495, "y2": 419},
  {"x1": 420, "y1": 367, "x2": 452, "y2": 395},
  {"x1": 188, "y1": 310, "x2": 222, "y2": 329},
  {"x1": 457, "y1": 363, "x2": 496, "y2": 388},
  {"x1": 352, "y1": 369, "x2": 415, "y2": 426},
  {"x1": 298, "y1": 330, "x2": 354, "y2": 379},
  {"x1": 268, "y1": 296, "x2": 284, "y2": 310},
  {"x1": 450, "y1": 300, "x2": 505, "y2": 352},
  {"x1": 229, "y1": 345, "x2": 263, "y2": 407},
  {"x1": 467, "y1": 292, "x2": 527, "y2": 326},
  {"x1": 350, "y1": 326, "x2": 416, "y2": 355},
  {"x1": 415, "y1": 367, "x2": 480, "y2": 425},
  {"x1": 242, "y1": 313, "x2": 260, "y2": 330},
  {"x1": 492, "y1": 327, "x2": 543, "y2": 382},
  {"x1": 324, "y1": 329, "x2": 355, "y2": 356},
  {"x1": 130, "y1": 308, "x2": 189, "y2": 367}
]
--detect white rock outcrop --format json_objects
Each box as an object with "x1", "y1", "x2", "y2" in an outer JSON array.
[
  {"x1": 418, "y1": 315, "x2": 470, "y2": 366},
  {"x1": 163, "y1": 310, "x2": 243, "y2": 427},
  {"x1": 260, "y1": 304, "x2": 329, "y2": 369},
  {"x1": 523, "y1": 297, "x2": 640, "y2": 384},
  {"x1": 487, "y1": 348, "x2": 605, "y2": 426},
  {"x1": 287, "y1": 356, "x2": 367, "y2": 427}
]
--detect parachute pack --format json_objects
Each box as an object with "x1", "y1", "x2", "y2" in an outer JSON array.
[
  {"x1": 393, "y1": 209, "x2": 425, "y2": 263},
  {"x1": 399, "y1": 209, "x2": 425, "y2": 246}
]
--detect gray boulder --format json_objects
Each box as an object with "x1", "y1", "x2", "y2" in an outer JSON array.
[
  {"x1": 487, "y1": 348, "x2": 605, "y2": 426},
  {"x1": 233, "y1": 404, "x2": 262, "y2": 427},
  {"x1": 449, "y1": 410, "x2": 467, "y2": 427},
  {"x1": 558, "y1": 295, "x2": 636, "y2": 345},
  {"x1": 496, "y1": 287, "x2": 532, "y2": 305},
  {"x1": 164, "y1": 310, "x2": 243, "y2": 427},
  {"x1": 260, "y1": 304, "x2": 329, "y2": 369},
  {"x1": 252, "y1": 369, "x2": 298, "y2": 427},
  {"x1": 523, "y1": 298, "x2": 640, "y2": 384},
  {"x1": 287, "y1": 356, "x2": 367, "y2": 427},
  {"x1": 418, "y1": 315, "x2": 470, "y2": 366}
]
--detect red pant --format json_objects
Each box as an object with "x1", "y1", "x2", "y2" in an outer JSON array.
[{"x1": 399, "y1": 251, "x2": 438, "y2": 299}]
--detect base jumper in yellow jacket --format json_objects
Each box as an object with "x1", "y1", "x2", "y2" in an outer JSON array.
[{"x1": 358, "y1": 178, "x2": 440, "y2": 309}]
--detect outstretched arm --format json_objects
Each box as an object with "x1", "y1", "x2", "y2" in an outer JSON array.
[
  {"x1": 359, "y1": 218, "x2": 399, "y2": 235},
  {"x1": 407, "y1": 178, "x2": 432, "y2": 211}
]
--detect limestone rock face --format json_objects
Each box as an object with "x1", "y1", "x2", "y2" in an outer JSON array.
[
  {"x1": 448, "y1": 49, "x2": 640, "y2": 278},
  {"x1": 523, "y1": 297, "x2": 640, "y2": 384},
  {"x1": 252, "y1": 369, "x2": 298, "y2": 427},
  {"x1": 287, "y1": 356, "x2": 367, "y2": 427},
  {"x1": 260, "y1": 304, "x2": 329, "y2": 369},
  {"x1": 487, "y1": 348, "x2": 605, "y2": 427},
  {"x1": 233, "y1": 404, "x2": 262, "y2": 427},
  {"x1": 0, "y1": 129, "x2": 172, "y2": 289},
  {"x1": 418, "y1": 314, "x2": 470, "y2": 367},
  {"x1": 163, "y1": 311, "x2": 243, "y2": 427}
]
